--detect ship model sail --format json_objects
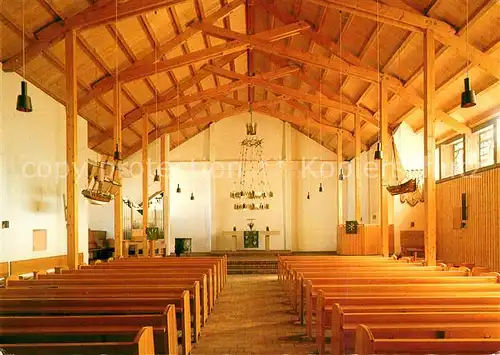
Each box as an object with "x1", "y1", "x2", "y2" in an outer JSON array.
[{"x1": 82, "y1": 159, "x2": 121, "y2": 205}]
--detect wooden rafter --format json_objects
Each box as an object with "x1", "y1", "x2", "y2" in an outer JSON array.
[
  {"x1": 78, "y1": 0, "x2": 245, "y2": 108},
  {"x1": 2, "y1": 0, "x2": 187, "y2": 71}
]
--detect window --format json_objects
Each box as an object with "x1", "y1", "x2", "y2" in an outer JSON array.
[
  {"x1": 453, "y1": 139, "x2": 465, "y2": 175},
  {"x1": 478, "y1": 125, "x2": 495, "y2": 167}
]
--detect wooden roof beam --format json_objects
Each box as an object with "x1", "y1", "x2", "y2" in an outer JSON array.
[
  {"x1": 88, "y1": 51, "x2": 243, "y2": 149},
  {"x1": 2, "y1": 0, "x2": 187, "y2": 72},
  {"x1": 78, "y1": 0, "x2": 245, "y2": 107},
  {"x1": 306, "y1": 0, "x2": 500, "y2": 81},
  {"x1": 124, "y1": 106, "x2": 249, "y2": 157}
]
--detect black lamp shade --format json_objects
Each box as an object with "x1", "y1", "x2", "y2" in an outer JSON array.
[
  {"x1": 190, "y1": 192, "x2": 194, "y2": 200},
  {"x1": 16, "y1": 81, "x2": 33, "y2": 112},
  {"x1": 374, "y1": 143, "x2": 383, "y2": 160},
  {"x1": 307, "y1": 192, "x2": 310, "y2": 200},
  {"x1": 319, "y1": 183, "x2": 323, "y2": 192},
  {"x1": 113, "y1": 143, "x2": 121, "y2": 161},
  {"x1": 461, "y1": 77, "x2": 477, "y2": 108},
  {"x1": 339, "y1": 168, "x2": 344, "y2": 181},
  {"x1": 176, "y1": 184, "x2": 181, "y2": 193},
  {"x1": 153, "y1": 170, "x2": 160, "y2": 182}
]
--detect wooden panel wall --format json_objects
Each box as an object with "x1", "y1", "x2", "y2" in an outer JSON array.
[
  {"x1": 10, "y1": 253, "x2": 84, "y2": 276},
  {"x1": 437, "y1": 167, "x2": 500, "y2": 272},
  {"x1": 0, "y1": 263, "x2": 8, "y2": 277},
  {"x1": 337, "y1": 225, "x2": 394, "y2": 255}
]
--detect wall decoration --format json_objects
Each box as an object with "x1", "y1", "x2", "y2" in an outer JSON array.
[
  {"x1": 345, "y1": 221, "x2": 358, "y2": 235},
  {"x1": 244, "y1": 231, "x2": 259, "y2": 248},
  {"x1": 33, "y1": 229, "x2": 47, "y2": 251}
]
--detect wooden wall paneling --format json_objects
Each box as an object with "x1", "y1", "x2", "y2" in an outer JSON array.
[
  {"x1": 10, "y1": 253, "x2": 84, "y2": 276},
  {"x1": 437, "y1": 167, "x2": 500, "y2": 272}
]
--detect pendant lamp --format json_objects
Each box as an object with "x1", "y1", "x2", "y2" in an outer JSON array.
[
  {"x1": 190, "y1": 192, "x2": 195, "y2": 201},
  {"x1": 17, "y1": 81, "x2": 33, "y2": 112},
  {"x1": 176, "y1": 184, "x2": 181, "y2": 193},
  {"x1": 374, "y1": 143, "x2": 383, "y2": 160},
  {"x1": 319, "y1": 183, "x2": 323, "y2": 192},
  {"x1": 17, "y1": 1, "x2": 32, "y2": 113},
  {"x1": 307, "y1": 192, "x2": 310, "y2": 200},
  {"x1": 153, "y1": 169, "x2": 160, "y2": 182},
  {"x1": 113, "y1": 143, "x2": 120, "y2": 161},
  {"x1": 338, "y1": 168, "x2": 344, "y2": 181},
  {"x1": 461, "y1": 0, "x2": 476, "y2": 108}
]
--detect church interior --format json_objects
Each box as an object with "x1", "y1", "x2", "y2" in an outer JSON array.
[{"x1": 1, "y1": 0, "x2": 500, "y2": 354}]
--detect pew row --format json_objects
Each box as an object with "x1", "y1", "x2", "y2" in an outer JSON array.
[
  {"x1": 0, "y1": 326, "x2": 156, "y2": 355},
  {"x1": 324, "y1": 302, "x2": 500, "y2": 355},
  {"x1": 0, "y1": 306, "x2": 177, "y2": 355},
  {"x1": 0, "y1": 294, "x2": 192, "y2": 355},
  {"x1": 355, "y1": 324, "x2": 500, "y2": 354}
]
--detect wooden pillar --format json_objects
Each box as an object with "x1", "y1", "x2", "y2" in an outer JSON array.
[
  {"x1": 282, "y1": 122, "x2": 293, "y2": 250},
  {"x1": 161, "y1": 135, "x2": 170, "y2": 256},
  {"x1": 337, "y1": 133, "x2": 343, "y2": 225},
  {"x1": 424, "y1": 29, "x2": 437, "y2": 266},
  {"x1": 142, "y1": 115, "x2": 149, "y2": 257},
  {"x1": 113, "y1": 83, "x2": 123, "y2": 258},
  {"x1": 355, "y1": 113, "x2": 362, "y2": 223},
  {"x1": 65, "y1": 30, "x2": 79, "y2": 270},
  {"x1": 379, "y1": 79, "x2": 389, "y2": 257}
]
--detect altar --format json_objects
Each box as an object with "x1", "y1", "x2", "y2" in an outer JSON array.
[{"x1": 221, "y1": 230, "x2": 280, "y2": 251}]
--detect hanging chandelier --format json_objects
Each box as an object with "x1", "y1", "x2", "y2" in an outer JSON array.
[{"x1": 230, "y1": 109, "x2": 273, "y2": 210}]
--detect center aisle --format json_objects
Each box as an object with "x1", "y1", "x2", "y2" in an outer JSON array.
[{"x1": 191, "y1": 274, "x2": 316, "y2": 355}]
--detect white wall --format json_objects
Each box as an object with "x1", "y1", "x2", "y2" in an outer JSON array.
[
  {"x1": 0, "y1": 69, "x2": 89, "y2": 263},
  {"x1": 94, "y1": 111, "x2": 341, "y2": 252}
]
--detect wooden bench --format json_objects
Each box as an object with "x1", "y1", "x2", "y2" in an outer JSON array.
[
  {"x1": 0, "y1": 326, "x2": 155, "y2": 355},
  {"x1": 293, "y1": 270, "x2": 473, "y2": 317},
  {"x1": 0, "y1": 293, "x2": 193, "y2": 355},
  {"x1": 0, "y1": 305, "x2": 177, "y2": 355},
  {"x1": 326, "y1": 302, "x2": 500, "y2": 355},
  {"x1": 307, "y1": 281, "x2": 500, "y2": 338},
  {"x1": 85, "y1": 262, "x2": 221, "y2": 300},
  {"x1": 29, "y1": 273, "x2": 211, "y2": 323},
  {"x1": 355, "y1": 324, "x2": 500, "y2": 354}
]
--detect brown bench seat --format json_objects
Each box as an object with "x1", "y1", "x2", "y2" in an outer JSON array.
[
  {"x1": 0, "y1": 326, "x2": 155, "y2": 355},
  {"x1": 355, "y1": 324, "x2": 500, "y2": 354},
  {"x1": 0, "y1": 306, "x2": 177, "y2": 355},
  {"x1": 0, "y1": 293, "x2": 192, "y2": 355}
]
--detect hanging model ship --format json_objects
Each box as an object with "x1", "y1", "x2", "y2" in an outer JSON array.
[{"x1": 82, "y1": 158, "x2": 121, "y2": 205}]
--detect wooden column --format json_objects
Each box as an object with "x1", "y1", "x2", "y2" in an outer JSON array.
[
  {"x1": 337, "y1": 132, "x2": 343, "y2": 225},
  {"x1": 424, "y1": 29, "x2": 437, "y2": 266},
  {"x1": 379, "y1": 79, "x2": 389, "y2": 257},
  {"x1": 65, "y1": 30, "x2": 79, "y2": 270},
  {"x1": 161, "y1": 135, "x2": 170, "y2": 256},
  {"x1": 355, "y1": 113, "x2": 362, "y2": 223},
  {"x1": 113, "y1": 83, "x2": 123, "y2": 258},
  {"x1": 283, "y1": 122, "x2": 293, "y2": 250},
  {"x1": 142, "y1": 115, "x2": 149, "y2": 257}
]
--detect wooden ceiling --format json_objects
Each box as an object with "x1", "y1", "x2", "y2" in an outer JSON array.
[{"x1": 2, "y1": 0, "x2": 500, "y2": 159}]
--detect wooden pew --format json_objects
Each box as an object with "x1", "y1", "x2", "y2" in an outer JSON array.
[
  {"x1": 306, "y1": 280, "x2": 500, "y2": 338},
  {"x1": 0, "y1": 294, "x2": 193, "y2": 355},
  {"x1": 0, "y1": 282, "x2": 202, "y2": 341},
  {"x1": 0, "y1": 326, "x2": 156, "y2": 355},
  {"x1": 327, "y1": 303, "x2": 500, "y2": 355},
  {"x1": 85, "y1": 262, "x2": 221, "y2": 301},
  {"x1": 355, "y1": 324, "x2": 500, "y2": 354},
  {"x1": 111, "y1": 256, "x2": 228, "y2": 287},
  {"x1": 0, "y1": 306, "x2": 177, "y2": 355},
  {"x1": 104, "y1": 257, "x2": 225, "y2": 295},
  {"x1": 31, "y1": 273, "x2": 210, "y2": 323},
  {"x1": 292, "y1": 270, "x2": 473, "y2": 317}
]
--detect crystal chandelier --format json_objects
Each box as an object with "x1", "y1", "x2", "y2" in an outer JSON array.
[{"x1": 230, "y1": 109, "x2": 273, "y2": 210}]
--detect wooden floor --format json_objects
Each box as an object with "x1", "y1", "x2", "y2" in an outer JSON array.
[{"x1": 191, "y1": 275, "x2": 316, "y2": 355}]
